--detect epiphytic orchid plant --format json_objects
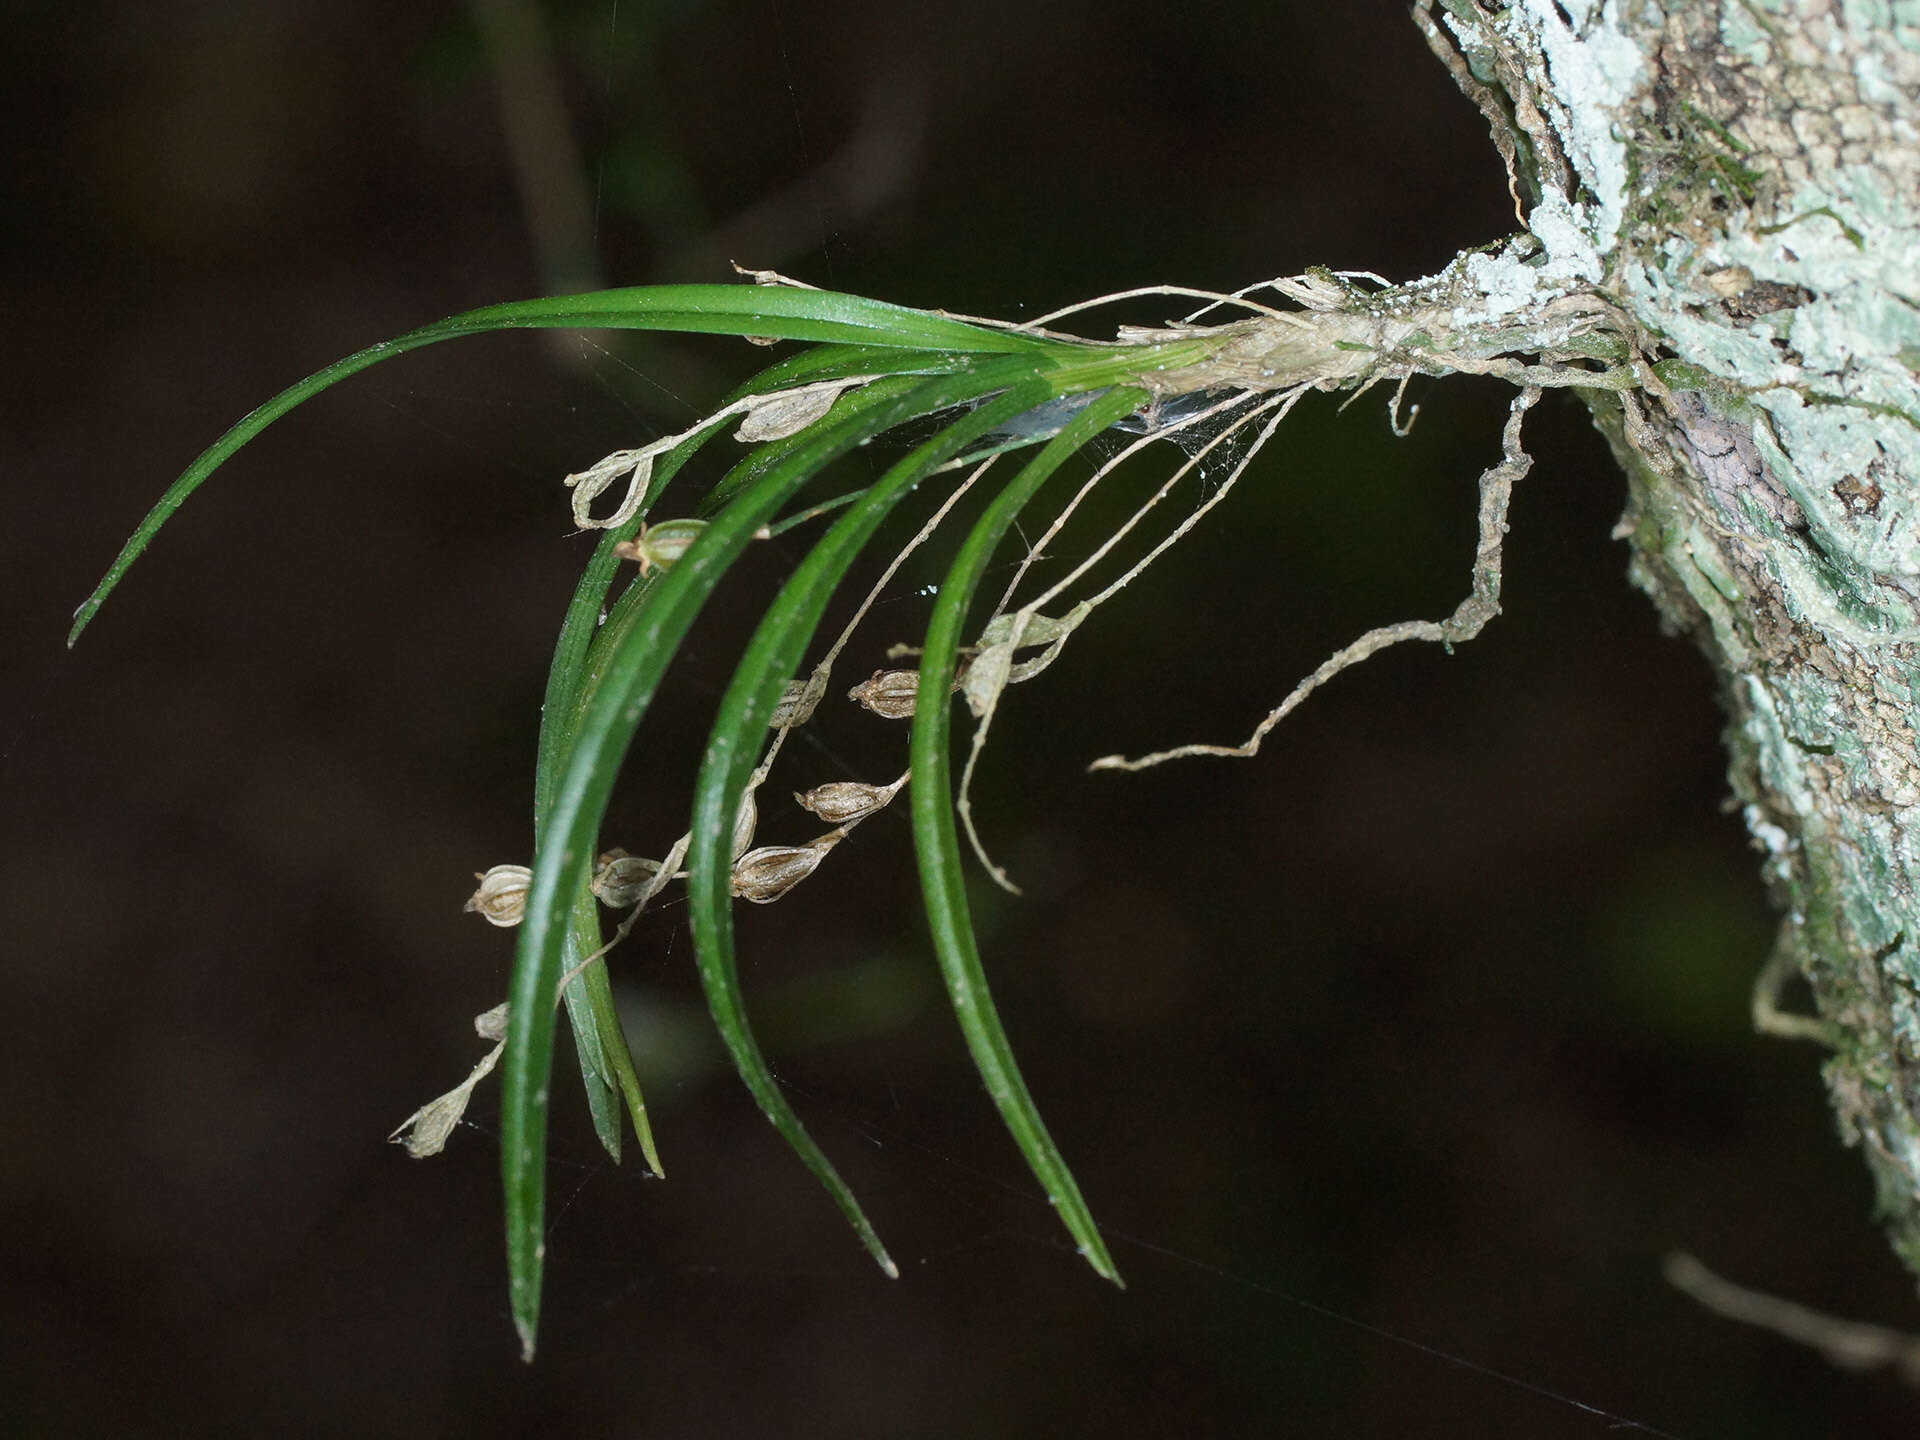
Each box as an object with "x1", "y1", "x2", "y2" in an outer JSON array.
[{"x1": 73, "y1": 251, "x2": 1642, "y2": 1358}]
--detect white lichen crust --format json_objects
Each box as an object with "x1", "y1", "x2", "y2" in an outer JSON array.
[{"x1": 1429, "y1": 0, "x2": 1920, "y2": 1278}]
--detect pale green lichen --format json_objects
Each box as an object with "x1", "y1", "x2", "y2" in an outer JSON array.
[
  {"x1": 1757, "y1": 392, "x2": 1920, "y2": 582},
  {"x1": 1721, "y1": 4, "x2": 1777, "y2": 64},
  {"x1": 1515, "y1": 0, "x2": 1644, "y2": 251}
]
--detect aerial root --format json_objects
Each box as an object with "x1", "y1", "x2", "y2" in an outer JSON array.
[
  {"x1": 1666, "y1": 1252, "x2": 1920, "y2": 1385},
  {"x1": 951, "y1": 388, "x2": 1302, "y2": 890},
  {"x1": 1413, "y1": 1, "x2": 1528, "y2": 227},
  {"x1": 1089, "y1": 386, "x2": 1540, "y2": 773},
  {"x1": 1751, "y1": 921, "x2": 1839, "y2": 1044},
  {"x1": 1387, "y1": 371, "x2": 1420, "y2": 437}
]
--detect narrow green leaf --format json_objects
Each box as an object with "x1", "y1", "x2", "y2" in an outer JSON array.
[
  {"x1": 432, "y1": 285, "x2": 1062, "y2": 354},
  {"x1": 537, "y1": 483, "x2": 658, "y2": 1166},
  {"x1": 501, "y1": 366, "x2": 1020, "y2": 1360},
  {"x1": 719, "y1": 343, "x2": 990, "y2": 397},
  {"x1": 478, "y1": 349, "x2": 967, "y2": 1175},
  {"x1": 69, "y1": 287, "x2": 1062, "y2": 645},
  {"x1": 558, "y1": 903, "x2": 624, "y2": 1160},
  {"x1": 519, "y1": 365, "x2": 900, "y2": 1185},
  {"x1": 680, "y1": 373, "x2": 1057, "y2": 1280},
  {"x1": 909, "y1": 385, "x2": 1147, "y2": 1286},
  {"x1": 535, "y1": 426, "x2": 716, "y2": 829},
  {"x1": 532, "y1": 424, "x2": 720, "y2": 1170},
  {"x1": 562, "y1": 887, "x2": 662, "y2": 1176}
]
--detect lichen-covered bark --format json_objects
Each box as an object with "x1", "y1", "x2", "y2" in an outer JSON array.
[{"x1": 1422, "y1": 0, "x2": 1920, "y2": 1275}]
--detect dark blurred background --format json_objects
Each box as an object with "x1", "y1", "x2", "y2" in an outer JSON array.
[{"x1": 7, "y1": 1, "x2": 1916, "y2": 1435}]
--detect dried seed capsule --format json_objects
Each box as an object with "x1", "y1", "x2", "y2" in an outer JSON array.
[
  {"x1": 388, "y1": 1002, "x2": 510, "y2": 1158},
  {"x1": 734, "y1": 384, "x2": 844, "y2": 442},
  {"x1": 592, "y1": 849, "x2": 663, "y2": 908},
  {"x1": 960, "y1": 640, "x2": 1013, "y2": 718},
  {"x1": 464, "y1": 864, "x2": 531, "y2": 927},
  {"x1": 978, "y1": 607, "x2": 1077, "y2": 649},
  {"x1": 732, "y1": 790, "x2": 758, "y2": 862},
  {"x1": 848, "y1": 668, "x2": 920, "y2": 719},
  {"x1": 730, "y1": 833, "x2": 841, "y2": 904},
  {"x1": 613, "y1": 518, "x2": 707, "y2": 575},
  {"x1": 770, "y1": 676, "x2": 821, "y2": 729},
  {"x1": 794, "y1": 774, "x2": 906, "y2": 825},
  {"x1": 473, "y1": 1002, "x2": 509, "y2": 1042}
]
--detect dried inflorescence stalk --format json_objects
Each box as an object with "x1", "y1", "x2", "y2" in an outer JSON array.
[{"x1": 564, "y1": 375, "x2": 876, "y2": 528}]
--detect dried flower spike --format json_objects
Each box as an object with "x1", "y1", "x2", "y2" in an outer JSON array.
[
  {"x1": 465, "y1": 864, "x2": 531, "y2": 927},
  {"x1": 848, "y1": 669, "x2": 920, "y2": 720}
]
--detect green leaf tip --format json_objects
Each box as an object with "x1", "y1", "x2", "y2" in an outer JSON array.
[
  {"x1": 499, "y1": 369, "x2": 1001, "y2": 1356},
  {"x1": 66, "y1": 281, "x2": 1066, "y2": 648},
  {"x1": 909, "y1": 385, "x2": 1145, "y2": 1289},
  {"x1": 679, "y1": 367, "x2": 1058, "y2": 1290}
]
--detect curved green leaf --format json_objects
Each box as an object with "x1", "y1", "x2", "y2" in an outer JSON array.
[
  {"x1": 69, "y1": 287, "x2": 1063, "y2": 645},
  {"x1": 908, "y1": 384, "x2": 1148, "y2": 1286},
  {"x1": 524, "y1": 344, "x2": 1005, "y2": 1178},
  {"x1": 680, "y1": 374, "x2": 1057, "y2": 1281},
  {"x1": 501, "y1": 363, "x2": 1036, "y2": 1360},
  {"x1": 554, "y1": 892, "x2": 632, "y2": 1162},
  {"x1": 718, "y1": 343, "x2": 993, "y2": 397},
  {"x1": 533, "y1": 421, "x2": 723, "y2": 1172},
  {"x1": 433, "y1": 285, "x2": 1060, "y2": 354},
  {"x1": 527, "y1": 348, "x2": 917, "y2": 1171},
  {"x1": 74, "y1": 273, "x2": 1234, "y2": 1361}
]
